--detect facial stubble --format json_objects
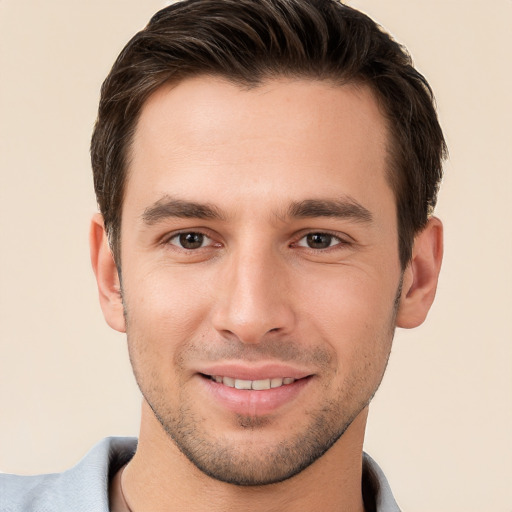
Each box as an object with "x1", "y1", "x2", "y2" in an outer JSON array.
[{"x1": 124, "y1": 276, "x2": 403, "y2": 487}]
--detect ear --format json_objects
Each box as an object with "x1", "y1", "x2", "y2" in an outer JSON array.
[
  {"x1": 89, "y1": 213, "x2": 126, "y2": 333},
  {"x1": 396, "y1": 217, "x2": 443, "y2": 329}
]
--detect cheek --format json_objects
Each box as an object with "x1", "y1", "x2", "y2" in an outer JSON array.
[
  {"x1": 125, "y1": 263, "x2": 212, "y2": 318},
  {"x1": 297, "y1": 266, "x2": 398, "y2": 331},
  {"x1": 295, "y1": 267, "x2": 397, "y2": 376},
  {"x1": 122, "y1": 267, "x2": 215, "y2": 365}
]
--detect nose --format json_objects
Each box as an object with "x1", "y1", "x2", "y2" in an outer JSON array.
[{"x1": 211, "y1": 245, "x2": 296, "y2": 344}]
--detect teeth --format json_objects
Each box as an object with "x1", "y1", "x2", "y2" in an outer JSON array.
[
  {"x1": 271, "y1": 378, "x2": 283, "y2": 388},
  {"x1": 234, "y1": 379, "x2": 252, "y2": 390},
  {"x1": 223, "y1": 376, "x2": 235, "y2": 387},
  {"x1": 211, "y1": 376, "x2": 296, "y2": 390},
  {"x1": 252, "y1": 379, "x2": 271, "y2": 390}
]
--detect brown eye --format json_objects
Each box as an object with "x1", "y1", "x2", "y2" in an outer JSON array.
[
  {"x1": 171, "y1": 232, "x2": 206, "y2": 249},
  {"x1": 305, "y1": 233, "x2": 334, "y2": 249}
]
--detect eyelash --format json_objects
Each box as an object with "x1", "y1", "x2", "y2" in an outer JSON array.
[
  {"x1": 292, "y1": 231, "x2": 350, "y2": 251},
  {"x1": 165, "y1": 231, "x2": 218, "y2": 250},
  {"x1": 164, "y1": 230, "x2": 351, "y2": 252}
]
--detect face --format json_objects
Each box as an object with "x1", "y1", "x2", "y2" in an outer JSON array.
[{"x1": 118, "y1": 77, "x2": 403, "y2": 485}]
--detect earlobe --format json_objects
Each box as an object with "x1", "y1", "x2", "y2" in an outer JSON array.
[
  {"x1": 396, "y1": 217, "x2": 443, "y2": 329},
  {"x1": 89, "y1": 213, "x2": 126, "y2": 333}
]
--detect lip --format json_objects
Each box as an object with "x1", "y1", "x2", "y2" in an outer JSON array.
[
  {"x1": 196, "y1": 363, "x2": 314, "y2": 416},
  {"x1": 196, "y1": 363, "x2": 312, "y2": 381}
]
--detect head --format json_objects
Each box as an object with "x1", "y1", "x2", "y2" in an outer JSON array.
[
  {"x1": 91, "y1": 0, "x2": 446, "y2": 270},
  {"x1": 90, "y1": 0, "x2": 445, "y2": 488}
]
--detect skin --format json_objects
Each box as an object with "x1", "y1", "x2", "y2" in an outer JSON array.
[{"x1": 91, "y1": 76, "x2": 443, "y2": 512}]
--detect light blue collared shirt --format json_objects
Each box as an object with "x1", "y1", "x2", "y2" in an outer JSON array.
[{"x1": 0, "y1": 437, "x2": 400, "y2": 511}]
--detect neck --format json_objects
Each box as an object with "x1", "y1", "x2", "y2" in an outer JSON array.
[{"x1": 121, "y1": 402, "x2": 368, "y2": 512}]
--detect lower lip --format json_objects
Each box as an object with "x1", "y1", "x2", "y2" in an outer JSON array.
[{"x1": 199, "y1": 375, "x2": 312, "y2": 416}]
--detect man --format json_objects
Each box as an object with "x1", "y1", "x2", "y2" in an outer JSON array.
[{"x1": 0, "y1": 0, "x2": 445, "y2": 510}]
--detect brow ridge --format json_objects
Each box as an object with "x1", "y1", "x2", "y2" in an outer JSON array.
[
  {"x1": 142, "y1": 196, "x2": 225, "y2": 224},
  {"x1": 287, "y1": 198, "x2": 373, "y2": 223},
  {"x1": 142, "y1": 195, "x2": 372, "y2": 225}
]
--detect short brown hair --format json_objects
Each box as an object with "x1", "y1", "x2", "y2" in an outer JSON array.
[{"x1": 91, "y1": 0, "x2": 447, "y2": 268}]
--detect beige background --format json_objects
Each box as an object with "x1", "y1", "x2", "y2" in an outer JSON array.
[{"x1": 0, "y1": 1, "x2": 511, "y2": 510}]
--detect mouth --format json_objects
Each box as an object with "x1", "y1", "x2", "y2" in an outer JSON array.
[
  {"x1": 203, "y1": 374, "x2": 298, "y2": 390},
  {"x1": 195, "y1": 361, "x2": 315, "y2": 415},
  {"x1": 198, "y1": 370, "x2": 313, "y2": 416}
]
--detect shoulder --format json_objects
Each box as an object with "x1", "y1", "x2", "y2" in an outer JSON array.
[
  {"x1": 0, "y1": 437, "x2": 137, "y2": 512},
  {"x1": 362, "y1": 452, "x2": 402, "y2": 512}
]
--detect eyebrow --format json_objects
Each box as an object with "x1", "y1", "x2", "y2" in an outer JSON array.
[
  {"x1": 142, "y1": 196, "x2": 373, "y2": 225},
  {"x1": 142, "y1": 196, "x2": 226, "y2": 224},
  {"x1": 287, "y1": 198, "x2": 373, "y2": 223}
]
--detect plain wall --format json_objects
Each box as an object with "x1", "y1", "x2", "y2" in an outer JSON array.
[{"x1": 0, "y1": 1, "x2": 510, "y2": 510}]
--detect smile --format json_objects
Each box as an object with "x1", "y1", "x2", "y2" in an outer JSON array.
[
  {"x1": 208, "y1": 375, "x2": 296, "y2": 390},
  {"x1": 199, "y1": 371, "x2": 313, "y2": 415}
]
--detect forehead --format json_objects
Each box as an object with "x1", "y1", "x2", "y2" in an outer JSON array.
[{"x1": 126, "y1": 76, "x2": 392, "y2": 219}]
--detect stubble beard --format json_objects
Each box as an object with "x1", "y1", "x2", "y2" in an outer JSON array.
[
  {"x1": 124, "y1": 278, "x2": 402, "y2": 487},
  {"x1": 144, "y1": 379, "x2": 365, "y2": 486}
]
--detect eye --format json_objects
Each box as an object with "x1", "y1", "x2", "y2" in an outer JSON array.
[
  {"x1": 168, "y1": 232, "x2": 212, "y2": 250},
  {"x1": 296, "y1": 232, "x2": 343, "y2": 250}
]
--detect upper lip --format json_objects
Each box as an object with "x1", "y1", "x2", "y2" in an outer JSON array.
[{"x1": 196, "y1": 362, "x2": 313, "y2": 381}]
